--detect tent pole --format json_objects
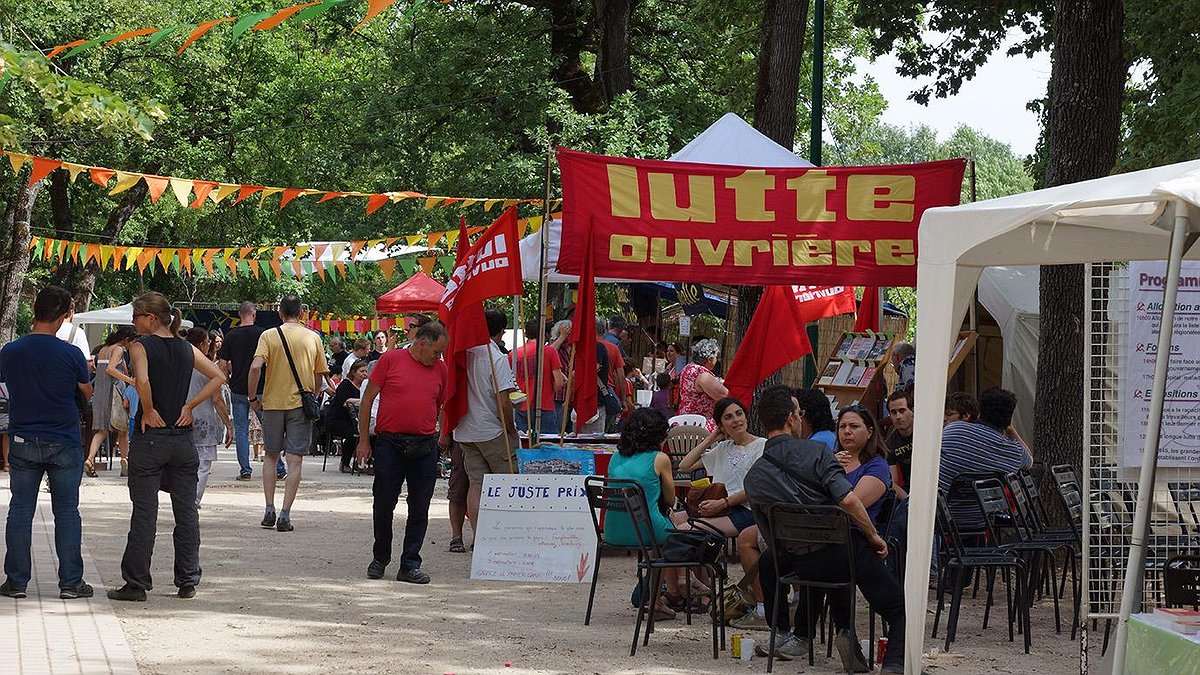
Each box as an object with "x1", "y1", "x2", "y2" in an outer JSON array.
[{"x1": 1110, "y1": 201, "x2": 1191, "y2": 674}]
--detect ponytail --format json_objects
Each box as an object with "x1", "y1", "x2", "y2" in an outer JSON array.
[{"x1": 169, "y1": 308, "x2": 182, "y2": 335}]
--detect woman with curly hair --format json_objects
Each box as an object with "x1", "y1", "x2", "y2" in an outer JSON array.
[
  {"x1": 677, "y1": 339, "x2": 727, "y2": 429},
  {"x1": 794, "y1": 387, "x2": 837, "y2": 450},
  {"x1": 602, "y1": 408, "x2": 697, "y2": 619}
]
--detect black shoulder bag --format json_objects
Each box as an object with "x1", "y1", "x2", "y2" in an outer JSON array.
[
  {"x1": 661, "y1": 518, "x2": 727, "y2": 570},
  {"x1": 277, "y1": 326, "x2": 321, "y2": 421}
]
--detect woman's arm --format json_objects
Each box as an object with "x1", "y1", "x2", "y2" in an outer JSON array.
[
  {"x1": 179, "y1": 347, "x2": 227, "y2": 426},
  {"x1": 129, "y1": 342, "x2": 161, "y2": 429},
  {"x1": 853, "y1": 475, "x2": 887, "y2": 512},
  {"x1": 654, "y1": 452, "x2": 676, "y2": 511},
  {"x1": 678, "y1": 430, "x2": 722, "y2": 472},
  {"x1": 888, "y1": 465, "x2": 908, "y2": 500},
  {"x1": 105, "y1": 345, "x2": 135, "y2": 385},
  {"x1": 696, "y1": 371, "x2": 728, "y2": 400}
]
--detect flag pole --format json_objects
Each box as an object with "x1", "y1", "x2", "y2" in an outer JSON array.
[
  {"x1": 486, "y1": 340, "x2": 516, "y2": 474},
  {"x1": 532, "y1": 143, "x2": 554, "y2": 443},
  {"x1": 559, "y1": 347, "x2": 576, "y2": 439}
]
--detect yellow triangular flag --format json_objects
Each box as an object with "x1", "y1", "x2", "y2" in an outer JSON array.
[
  {"x1": 259, "y1": 187, "x2": 283, "y2": 208},
  {"x1": 444, "y1": 229, "x2": 460, "y2": 250},
  {"x1": 109, "y1": 171, "x2": 142, "y2": 195},
  {"x1": 484, "y1": 199, "x2": 501, "y2": 212},
  {"x1": 210, "y1": 183, "x2": 239, "y2": 203},
  {"x1": 7, "y1": 153, "x2": 29, "y2": 175},
  {"x1": 124, "y1": 246, "x2": 143, "y2": 270},
  {"x1": 294, "y1": 245, "x2": 312, "y2": 259},
  {"x1": 62, "y1": 163, "x2": 87, "y2": 183},
  {"x1": 527, "y1": 216, "x2": 544, "y2": 233},
  {"x1": 170, "y1": 178, "x2": 194, "y2": 206},
  {"x1": 98, "y1": 245, "x2": 114, "y2": 270},
  {"x1": 405, "y1": 234, "x2": 424, "y2": 247},
  {"x1": 424, "y1": 198, "x2": 441, "y2": 210},
  {"x1": 460, "y1": 199, "x2": 478, "y2": 209}
]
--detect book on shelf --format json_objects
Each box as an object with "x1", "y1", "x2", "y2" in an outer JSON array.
[
  {"x1": 867, "y1": 336, "x2": 891, "y2": 361},
  {"x1": 817, "y1": 360, "x2": 842, "y2": 386},
  {"x1": 834, "y1": 338, "x2": 853, "y2": 359},
  {"x1": 831, "y1": 360, "x2": 857, "y2": 386},
  {"x1": 855, "y1": 366, "x2": 878, "y2": 387},
  {"x1": 848, "y1": 335, "x2": 874, "y2": 359}
]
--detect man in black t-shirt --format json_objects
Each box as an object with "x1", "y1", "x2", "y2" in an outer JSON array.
[
  {"x1": 218, "y1": 301, "x2": 266, "y2": 481},
  {"x1": 884, "y1": 389, "x2": 914, "y2": 499}
]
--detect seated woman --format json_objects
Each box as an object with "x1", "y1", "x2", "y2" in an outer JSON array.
[
  {"x1": 833, "y1": 405, "x2": 892, "y2": 523},
  {"x1": 602, "y1": 407, "x2": 696, "y2": 619},
  {"x1": 671, "y1": 397, "x2": 764, "y2": 537},
  {"x1": 329, "y1": 360, "x2": 368, "y2": 472}
]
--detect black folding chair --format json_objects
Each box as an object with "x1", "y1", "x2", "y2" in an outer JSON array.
[
  {"x1": 582, "y1": 476, "x2": 645, "y2": 625},
  {"x1": 1163, "y1": 554, "x2": 1200, "y2": 610}
]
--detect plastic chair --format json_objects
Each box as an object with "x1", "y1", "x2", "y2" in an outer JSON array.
[
  {"x1": 762, "y1": 503, "x2": 858, "y2": 674},
  {"x1": 667, "y1": 414, "x2": 707, "y2": 428},
  {"x1": 663, "y1": 425, "x2": 708, "y2": 488}
]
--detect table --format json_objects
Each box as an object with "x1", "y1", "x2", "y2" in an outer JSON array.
[{"x1": 1124, "y1": 612, "x2": 1200, "y2": 675}]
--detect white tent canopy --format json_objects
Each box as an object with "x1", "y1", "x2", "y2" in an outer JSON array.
[
  {"x1": 977, "y1": 266, "x2": 1040, "y2": 437},
  {"x1": 72, "y1": 303, "x2": 194, "y2": 347},
  {"x1": 905, "y1": 160, "x2": 1200, "y2": 673},
  {"x1": 522, "y1": 113, "x2": 814, "y2": 283}
]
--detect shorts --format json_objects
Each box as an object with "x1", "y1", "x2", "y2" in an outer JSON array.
[
  {"x1": 728, "y1": 505, "x2": 756, "y2": 532},
  {"x1": 447, "y1": 441, "x2": 468, "y2": 504},
  {"x1": 459, "y1": 432, "x2": 518, "y2": 484},
  {"x1": 261, "y1": 408, "x2": 313, "y2": 456}
]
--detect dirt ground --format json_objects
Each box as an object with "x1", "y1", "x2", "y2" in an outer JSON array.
[{"x1": 76, "y1": 456, "x2": 1095, "y2": 674}]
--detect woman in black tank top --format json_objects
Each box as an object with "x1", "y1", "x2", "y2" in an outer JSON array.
[{"x1": 107, "y1": 292, "x2": 227, "y2": 602}]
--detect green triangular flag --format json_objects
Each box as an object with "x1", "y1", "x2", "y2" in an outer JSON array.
[
  {"x1": 238, "y1": 259, "x2": 251, "y2": 276},
  {"x1": 32, "y1": 238, "x2": 44, "y2": 259},
  {"x1": 229, "y1": 12, "x2": 274, "y2": 41},
  {"x1": 438, "y1": 256, "x2": 455, "y2": 276},
  {"x1": 301, "y1": 261, "x2": 313, "y2": 277},
  {"x1": 171, "y1": 253, "x2": 182, "y2": 274},
  {"x1": 147, "y1": 26, "x2": 181, "y2": 49},
  {"x1": 398, "y1": 257, "x2": 415, "y2": 277},
  {"x1": 64, "y1": 34, "x2": 117, "y2": 59},
  {"x1": 294, "y1": 0, "x2": 345, "y2": 22},
  {"x1": 326, "y1": 260, "x2": 339, "y2": 283},
  {"x1": 260, "y1": 259, "x2": 272, "y2": 278}
]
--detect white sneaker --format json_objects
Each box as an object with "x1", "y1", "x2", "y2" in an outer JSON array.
[{"x1": 754, "y1": 633, "x2": 808, "y2": 660}]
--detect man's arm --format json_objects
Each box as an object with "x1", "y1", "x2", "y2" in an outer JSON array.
[
  {"x1": 356, "y1": 380, "x2": 380, "y2": 462},
  {"x1": 246, "y1": 356, "x2": 265, "y2": 408},
  {"x1": 837, "y1": 491, "x2": 887, "y2": 557}
]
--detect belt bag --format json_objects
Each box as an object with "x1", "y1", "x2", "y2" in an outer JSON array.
[
  {"x1": 378, "y1": 433, "x2": 437, "y2": 458},
  {"x1": 277, "y1": 327, "x2": 320, "y2": 421}
]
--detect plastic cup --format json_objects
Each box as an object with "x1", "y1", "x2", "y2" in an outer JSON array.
[{"x1": 740, "y1": 637, "x2": 754, "y2": 661}]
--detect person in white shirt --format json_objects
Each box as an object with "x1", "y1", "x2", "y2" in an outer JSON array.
[
  {"x1": 341, "y1": 338, "x2": 370, "y2": 379},
  {"x1": 55, "y1": 310, "x2": 91, "y2": 361},
  {"x1": 673, "y1": 396, "x2": 765, "y2": 537}
]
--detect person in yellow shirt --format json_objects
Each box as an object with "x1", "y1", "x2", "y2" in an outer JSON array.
[{"x1": 246, "y1": 295, "x2": 329, "y2": 533}]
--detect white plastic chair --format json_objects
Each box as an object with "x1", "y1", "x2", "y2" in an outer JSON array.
[{"x1": 668, "y1": 414, "x2": 707, "y2": 428}]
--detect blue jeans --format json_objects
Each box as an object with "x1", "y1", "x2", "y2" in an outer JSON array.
[
  {"x1": 231, "y1": 393, "x2": 283, "y2": 477},
  {"x1": 514, "y1": 409, "x2": 561, "y2": 436},
  {"x1": 4, "y1": 437, "x2": 85, "y2": 589},
  {"x1": 371, "y1": 434, "x2": 438, "y2": 571}
]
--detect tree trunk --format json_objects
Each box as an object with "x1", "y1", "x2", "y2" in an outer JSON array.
[
  {"x1": 738, "y1": 0, "x2": 809, "y2": 432},
  {"x1": 0, "y1": 179, "x2": 45, "y2": 344},
  {"x1": 752, "y1": 0, "x2": 809, "y2": 149},
  {"x1": 1034, "y1": 0, "x2": 1124, "y2": 492},
  {"x1": 546, "y1": 0, "x2": 607, "y2": 113},
  {"x1": 594, "y1": 0, "x2": 634, "y2": 103}
]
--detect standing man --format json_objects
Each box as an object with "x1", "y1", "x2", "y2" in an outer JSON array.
[
  {"x1": 890, "y1": 342, "x2": 916, "y2": 394},
  {"x1": 218, "y1": 301, "x2": 266, "y2": 482},
  {"x1": 602, "y1": 315, "x2": 627, "y2": 356},
  {"x1": 327, "y1": 336, "x2": 349, "y2": 381},
  {"x1": 597, "y1": 318, "x2": 629, "y2": 432},
  {"x1": 452, "y1": 309, "x2": 518, "y2": 526},
  {"x1": 356, "y1": 322, "x2": 448, "y2": 583},
  {"x1": 884, "y1": 390, "x2": 914, "y2": 499},
  {"x1": 510, "y1": 318, "x2": 564, "y2": 435},
  {"x1": 341, "y1": 338, "x2": 371, "y2": 378},
  {"x1": 1, "y1": 286, "x2": 95, "y2": 600},
  {"x1": 247, "y1": 295, "x2": 329, "y2": 532}
]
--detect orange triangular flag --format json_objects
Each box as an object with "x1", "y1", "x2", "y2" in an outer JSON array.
[
  {"x1": 254, "y1": 2, "x2": 320, "y2": 30},
  {"x1": 353, "y1": 0, "x2": 398, "y2": 32},
  {"x1": 238, "y1": 247, "x2": 253, "y2": 259},
  {"x1": 225, "y1": 256, "x2": 239, "y2": 276},
  {"x1": 279, "y1": 188, "x2": 304, "y2": 209},
  {"x1": 201, "y1": 248, "x2": 219, "y2": 275},
  {"x1": 248, "y1": 260, "x2": 261, "y2": 279},
  {"x1": 418, "y1": 257, "x2": 436, "y2": 275},
  {"x1": 312, "y1": 243, "x2": 329, "y2": 262},
  {"x1": 234, "y1": 185, "x2": 264, "y2": 204},
  {"x1": 46, "y1": 39, "x2": 87, "y2": 60},
  {"x1": 83, "y1": 244, "x2": 101, "y2": 267},
  {"x1": 334, "y1": 261, "x2": 346, "y2": 279},
  {"x1": 377, "y1": 259, "x2": 398, "y2": 279},
  {"x1": 179, "y1": 249, "x2": 193, "y2": 274},
  {"x1": 314, "y1": 261, "x2": 326, "y2": 281},
  {"x1": 27, "y1": 157, "x2": 61, "y2": 186},
  {"x1": 144, "y1": 175, "x2": 170, "y2": 203},
  {"x1": 177, "y1": 18, "x2": 236, "y2": 55},
  {"x1": 318, "y1": 191, "x2": 346, "y2": 203},
  {"x1": 365, "y1": 193, "x2": 389, "y2": 215},
  {"x1": 348, "y1": 240, "x2": 367, "y2": 260},
  {"x1": 113, "y1": 246, "x2": 128, "y2": 267},
  {"x1": 136, "y1": 249, "x2": 157, "y2": 274},
  {"x1": 105, "y1": 27, "x2": 158, "y2": 48},
  {"x1": 291, "y1": 260, "x2": 304, "y2": 278},
  {"x1": 269, "y1": 258, "x2": 283, "y2": 279},
  {"x1": 427, "y1": 231, "x2": 444, "y2": 248},
  {"x1": 90, "y1": 167, "x2": 115, "y2": 187},
  {"x1": 190, "y1": 181, "x2": 217, "y2": 208}
]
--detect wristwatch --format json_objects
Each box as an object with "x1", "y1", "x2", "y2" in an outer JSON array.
[{"x1": 248, "y1": 396, "x2": 258, "y2": 402}]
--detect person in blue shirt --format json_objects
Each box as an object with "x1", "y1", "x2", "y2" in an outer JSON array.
[
  {"x1": 601, "y1": 315, "x2": 627, "y2": 356},
  {"x1": 794, "y1": 387, "x2": 837, "y2": 450},
  {"x1": 833, "y1": 405, "x2": 892, "y2": 522},
  {"x1": 0, "y1": 285, "x2": 96, "y2": 601}
]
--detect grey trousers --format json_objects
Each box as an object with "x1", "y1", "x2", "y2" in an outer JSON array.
[{"x1": 120, "y1": 428, "x2": 202, "y2": 590}]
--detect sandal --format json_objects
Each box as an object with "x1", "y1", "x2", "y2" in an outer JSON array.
[
  {"x1": 641, "y1": 603, "x2": 676, "y2": 621},
  {"x1": 665, "y1": 592, "x2": 710, "y2": 613},
  {"x1": 448, "y1": 538, "x2": 467, "y2": 553}
]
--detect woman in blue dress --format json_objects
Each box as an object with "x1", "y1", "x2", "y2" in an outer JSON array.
[{"x1": 603, "y1": 407, "x2": 694, "y2": 618}]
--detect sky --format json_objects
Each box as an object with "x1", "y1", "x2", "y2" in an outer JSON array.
[{"x1": 853, "y1": 33, "x2": 1052, "y2": 157}]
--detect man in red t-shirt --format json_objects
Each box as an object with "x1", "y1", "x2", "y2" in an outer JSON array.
[
  {"x1": 356, "y1": 322, "x2": 448, "y2": 585},
  {"x1": 597, "y1": 319, "x2": 630, "y2": 432},
  {"x1": 510, "y1": 318, "x2": 565, "y2": 436}
]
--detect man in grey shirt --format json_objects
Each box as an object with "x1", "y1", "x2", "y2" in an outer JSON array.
[{"x1": 743, "y1": 386, "x2": 903, "y2": 674}]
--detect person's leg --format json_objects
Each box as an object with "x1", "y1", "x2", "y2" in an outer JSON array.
[
  {"x1": 399, "y1": 440, "x2": 438, "y2": 572},
  {"x1": 461, "y1": 442, "x2": 487, "y2": 524},
  {"x1": 280, "y1": 410, "x2": 311, "y2": 514},
  {"x1": 120, "y1": 434, "x2": 166, "y2": 590},
  {"x1": 514, "y1": 409, "x2": 529, "y2": 433},
  {"x1": 195, "y1": 451, "x2": 214, "y2": 507},
  {"x1": 371, "y1": 436, "x2": 403, "y2": 565},
  {"x1": 447, "y1": 442, "x2": 469, "y2": 544},
  {"x1": 738, "y1": 526, "x2": 764, "y2": 603},
  {"x1": 260, "y1": 410, "x2": 285, "y2": 515},
  {"x1": 230, "y1": 393, "x2": 252, "y2": 477},
  {"x1": 3, "y1": 439, "x2": 44, "y2": 589},
  {"x1": 758, "y1": 548, "x2": 794, "y2": 635},
  {"x1": 850, "y1": 533, "x2": 906, "y2": 668},
  {"x1": 45, "y1": 441, "x2": 85, "y2": 589},
  {"x1": 85, "y1": 429, "x2": 106, "y2": 472},
  {"x1": 340, "y1": 432, "x2": 356, "y2": 470},
  {"x1": 166, "y1": 435, "x2": 202, "y2": 589},
  {"x1": 1, "y1": 432, "x2": 9, "y2": 470}
]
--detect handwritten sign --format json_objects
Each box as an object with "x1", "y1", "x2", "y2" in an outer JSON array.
[{"x1": 470, "y1": 474, "x2": 598, "y2": 584}]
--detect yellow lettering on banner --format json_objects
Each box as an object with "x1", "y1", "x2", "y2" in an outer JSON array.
[
  {"x1": 724, "y1": 170, "x2": 775, "y2": 221},
  {"x1": 787, "y1": 171, "x2": 837, "y2": 222},
  {"x1": 846, "y1": 175, "x2": 916, "y2": 222},
  {"x1": 610, "y1": 235, "x2": 648, "y2": 263},
  {"x1": 647, "y1": 173, "x2": 716, "y2": 223},
  {"x1": 835, "y1": 240, "x2": 872, "y2": 266},
  {"x1": 876, "y1": 239, "x2": 915, "y2": 265},
  {"x1": 732, "y1": 240, "x2": 770, "y2": 266},
  {"x1": 607, "y1": 164, "x2": 640, "y2": 218},
  {"x1": 649, "y1": 238, "x2": 691, "y2": 265},
  {"x1": 694, "y1": 239, "x2": 729, "y2": 266},
  {"x1": 792, "y1": 240, "x2": 832, "y2": 265}
]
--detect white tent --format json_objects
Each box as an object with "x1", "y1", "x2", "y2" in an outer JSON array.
[
  {"x1": 905, "y1": 161, "x2": 1200, "y2": 674},
  {"x1": 977, "y1": 266, "x2": 1040, "y2": 436},
  {"x1": 521, "y1": 113, "x2": 814, "y2": 283},
  {"x1": 72, "y1": 303, "x2": 194, "y2": 347}
]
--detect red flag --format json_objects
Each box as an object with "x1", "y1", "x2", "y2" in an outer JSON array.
[
  {"x1": 793, "y1": 285, "x2": 856, "y2": 323},
  {"x1": 723, "y1": 285, "x2": 813, "y2": 404},
  {"x1": 439, "y1": 208, "x2": 523, "y2": 433},
  {"x1": 854, "y1": 286, "x2": 881, "y2": 332},
  {"x1": 569, "y1": 222, "x2": 599, "y2": 427}
]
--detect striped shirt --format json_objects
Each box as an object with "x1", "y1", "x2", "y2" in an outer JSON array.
[{"x1": 938, "y1": 421, "x2": 1032, "y2": 530}]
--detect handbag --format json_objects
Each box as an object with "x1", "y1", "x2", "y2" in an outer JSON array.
[
  {"x1": 109, "y1": 382, "x2": 129, "y2": 431},
  {"x1": 685, "y1": 482, "x2": 730, "y2": 519},
  {"x1": 601, "y1": 384, "x2": 622, "y2": 415},
  {"x1": 661, "y1": 519, "x2": 726, "y2": 566},
  {"x1": 277, "y1": 327, "x2": 321, "y2": 422}
]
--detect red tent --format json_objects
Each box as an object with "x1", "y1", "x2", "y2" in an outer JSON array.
[{"x1": 375, "y1": 271, "x2": 446, "y2": 314}]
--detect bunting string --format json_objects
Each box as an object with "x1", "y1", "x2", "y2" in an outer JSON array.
[
  {"x1": 2, "y1": 150, "x2": 561, "y2": 215},
  {"x1": 43, "y1": 0, "x2": 448, "y2": 61},
  {"x1": 301, "y1": 313, "x2": 404, "y2": 334}
]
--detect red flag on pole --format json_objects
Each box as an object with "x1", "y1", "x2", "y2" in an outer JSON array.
[
  {"x1": 568, "y1": 222, "x2": 599, "y2": 428},
  {"x1": 723, "y1": 285, "x2": 813, "y2": 405},
  {"x1": 854, "y1": 286, "x2": 881, "y2": 332},
  {"x1": 793, "y1": 285, "x2": 857, "y2": 323},
  {"x1": 439, "y1": 207, "x2": 523, "y2": 433}
]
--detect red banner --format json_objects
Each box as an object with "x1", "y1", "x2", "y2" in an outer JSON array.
[
  {"x1": 793, "y1": 285, "x2": 857, "y2": 322},
  {"x1": 555, "y1": 148, "x2": 965, "y2": 286}
]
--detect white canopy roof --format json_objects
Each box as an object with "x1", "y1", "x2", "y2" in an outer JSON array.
[
  {"x1": 525, "y1": 113, "x2": 812, "y2": 282},
  {"x1": 72, "y1": 302, "x2": 194, "y2": 347},
  {"x1": 904, "y1": 160, "x2": 1200, "y2": 673}
]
